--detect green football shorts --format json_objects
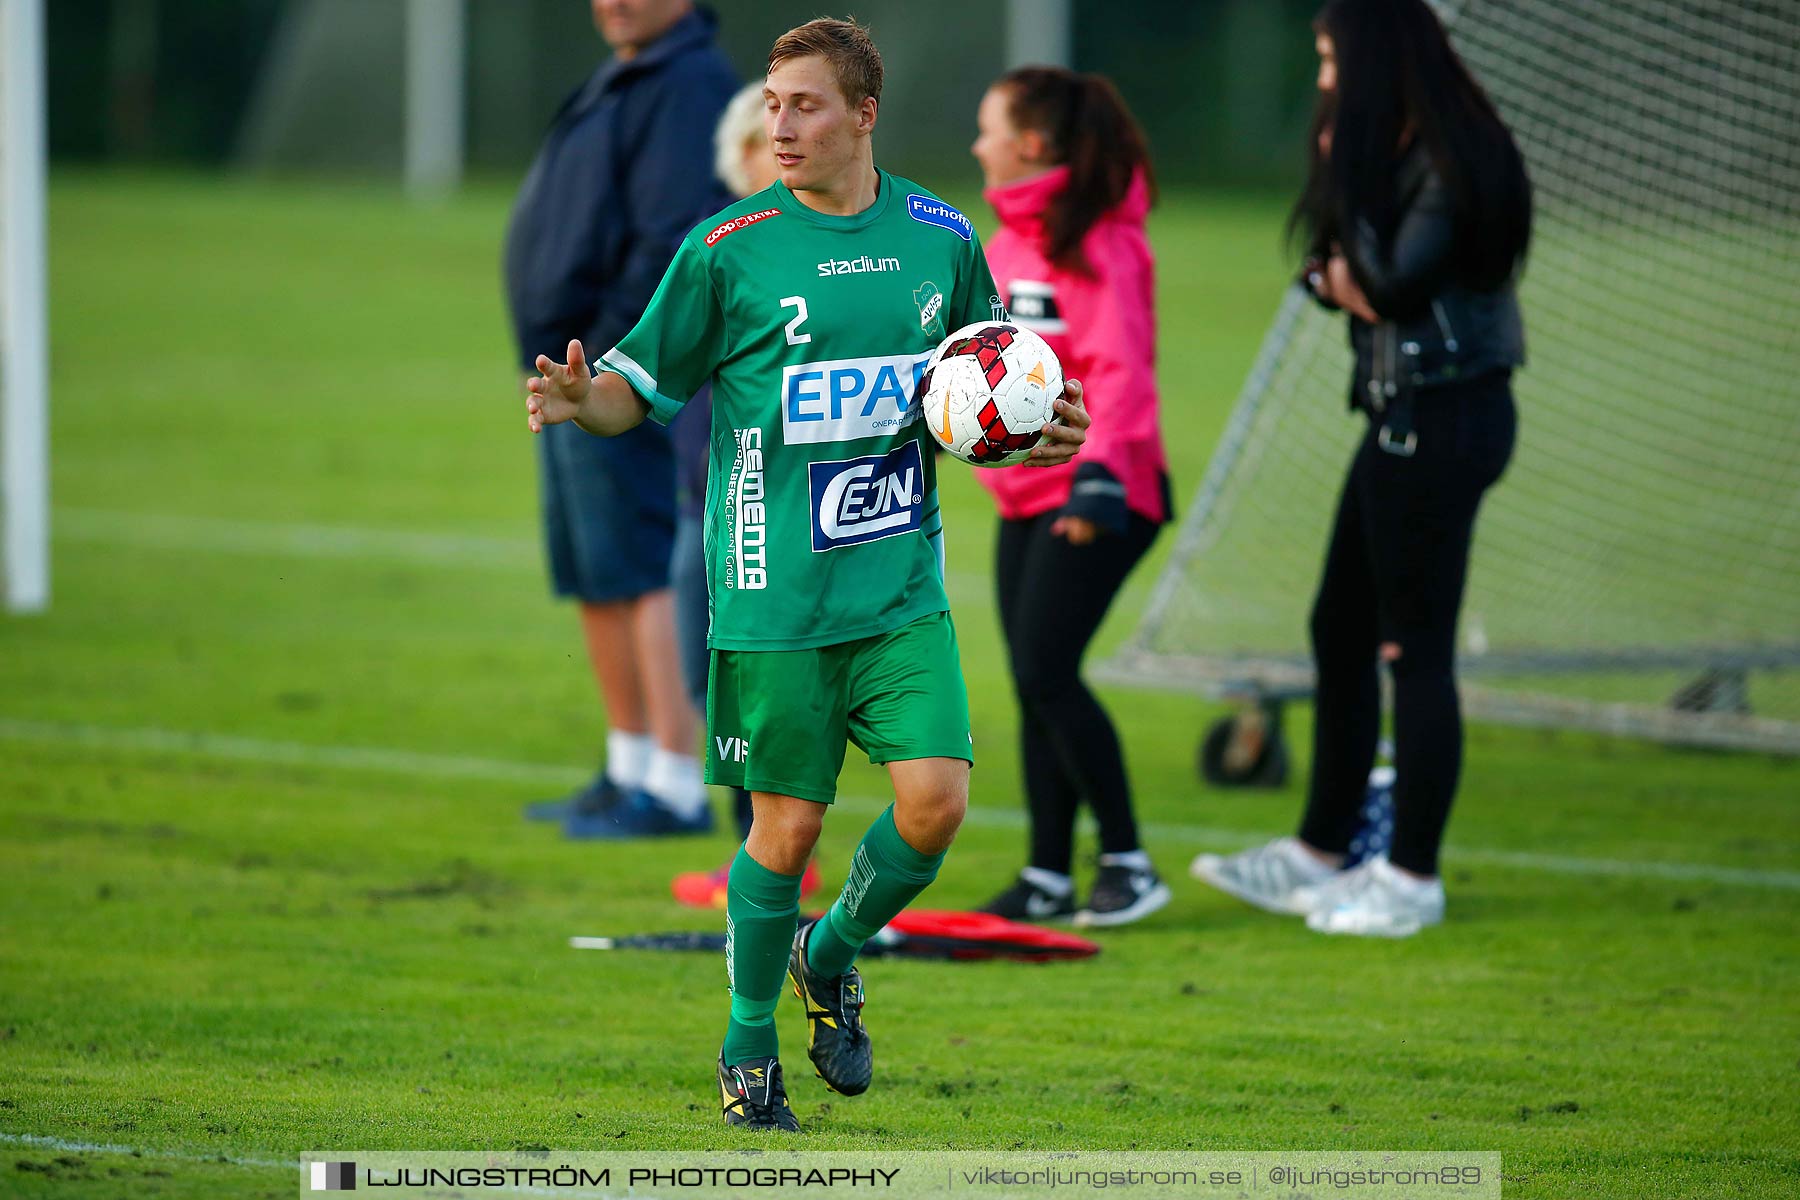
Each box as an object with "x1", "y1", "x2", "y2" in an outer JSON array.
[{"x1": 705, "y1": 610, "x2": 973, "y2": 805}]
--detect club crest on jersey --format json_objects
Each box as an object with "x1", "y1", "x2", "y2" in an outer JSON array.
[
  {"x1": 808, "y1": 441, "x2": 924, "y2": 552},
  {"x1": 781, "y1": 351, "x2": 931, "y2": 444},
  {"x1": 906, "y1": 195, "x2": 972, "y2": 241},
  {"x1": 914, "y1": 281, "x2": 945, "y2": 339}
]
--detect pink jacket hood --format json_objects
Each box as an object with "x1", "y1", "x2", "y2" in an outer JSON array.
[{"x1": 977, "y1": 165, "x2": 1168, "y2": 526}]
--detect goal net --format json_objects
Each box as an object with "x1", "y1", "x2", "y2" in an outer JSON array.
[{"x1": 1099, "y1": 0, "x2": 1800, "y2": 754}]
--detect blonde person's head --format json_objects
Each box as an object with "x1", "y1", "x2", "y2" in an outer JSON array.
[{"x1": 715, "y1": 83, "x2": 777, "y2": 198}]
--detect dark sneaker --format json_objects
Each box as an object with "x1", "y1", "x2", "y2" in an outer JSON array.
[
  {"x1": 564, "y1": 788, "x2": 714, "y2": 840},
  {"x1": 788, "y1": 922, "x2": 872, "y2": 1096},
  {"x1": 717, "y1": 1056, "x2": 800, "y2": 1132},
  {"x1": 978, "y1": 874, "x2": 1076, "y2": 922},
  {"x1": 524, "y1": 773, "x2": 619, "y2": 822},
  {"x1": 1074, "y1": 862, "x2": 1172, "y2": 928}
]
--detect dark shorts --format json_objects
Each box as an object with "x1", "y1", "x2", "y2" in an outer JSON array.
[{"x1": 538, "y1": 417, "x2": 675, "y2": 603}]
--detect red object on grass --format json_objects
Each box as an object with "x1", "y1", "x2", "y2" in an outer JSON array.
[
  {"x1": 673, "y1": 859, "x2": 822, "y2": 909},
  {"x1": 868, "y1": 909, "x2": 1099, "y2": 962},
  {"x1": 576, "y1": 909, "x2": 1099, "y2": 963}
]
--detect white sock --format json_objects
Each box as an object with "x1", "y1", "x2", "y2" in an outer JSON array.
[
  {"x1": 605, "y1": 730, "x2": 654, "y2": 790},
  {"x1": 1021, "y1": 866, "x2": 1074, "y2": 897},
  {"x1": 1099, "y1": 849, "x2": 1153, "y2": 872},
  {"x1": 644, "y1": 748, "x2": 707, "y2": 818}
]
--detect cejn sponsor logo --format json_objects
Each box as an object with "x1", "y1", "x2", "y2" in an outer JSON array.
[
  {"x1": 781, "y1": 351, "x2": 931, "y2": 445},
  {"x1": 808, "y1": 441, "x2": 924, "y2": 552},
  {"x1": 704, "y1": 207, "x2": 780, "y2": 246},
  {"x1": 817, "y1": 254, "x2": 901, "y2": 277},
  {"x1": 905, "y1": 194, "x2": 973, "y2": 241},
  {"x1": 725, "y1": 428, "x2": 768, "y2": 590}
]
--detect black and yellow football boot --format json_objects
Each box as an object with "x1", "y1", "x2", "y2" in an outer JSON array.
[
  {"x1": 717, "y1": 1055, "x2": 801, "y2": 1132},
  {"x1": 787, "y1": 921, "x2": 872, "y2": 1095}
]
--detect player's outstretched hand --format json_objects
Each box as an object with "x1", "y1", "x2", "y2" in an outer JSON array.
[
  {"x1": 526, "y1": 339, "x2": 593, "y2": 433},
  {"x1": 1028, "y1": 378, "x2": 1089, "y2": 468}
]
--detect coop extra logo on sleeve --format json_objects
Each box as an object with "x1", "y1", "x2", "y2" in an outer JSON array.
[
  {"x1": 808, "y1": 441, "x2": 925, "y2": 552},
  {"x1": 781, "y1": 352, "x2": 932, "y2": 445}
]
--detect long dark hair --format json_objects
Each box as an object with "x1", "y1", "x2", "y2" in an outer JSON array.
[
  {"x1": 1289, "y1": 0, "x2": 1531, "y2": 291},
  {"x1": 998, "y1": 66, "x2": 1157, "y2": 275}
]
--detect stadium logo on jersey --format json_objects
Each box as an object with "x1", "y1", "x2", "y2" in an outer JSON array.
[
  {"x1": 1006, "y1": 279, "x2": 1065, "y2": 334},
  {"x1": 817, "y1": 254, "x2": 901, "y2": 277},
  {"x1": 808, "y1": 441, "x2": 924, "y2": 552},
  {"x1": 725, "y1": 428, "x2": 768, "y2": 590},
  {"x1": 906, "y1": 195, "x2": 972, "y2": 242},
  {"x1": 704, "y1": 207, "x2": 781, "y2": 247},
  {"x1": 914, "y1": 281, "x2": 945, "y2": 339},
  {"x1": 781, "y1": 351, "x2": 931, "y2": 445}
]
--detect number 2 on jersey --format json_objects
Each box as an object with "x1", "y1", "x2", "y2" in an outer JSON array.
[{"x1": 781, "y1": 296, "x2": 812, "y2": 345}]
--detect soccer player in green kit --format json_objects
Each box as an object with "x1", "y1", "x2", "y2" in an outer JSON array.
[{"x1": 525, "y1": 18, "x2": 1090, "y2": 1132}]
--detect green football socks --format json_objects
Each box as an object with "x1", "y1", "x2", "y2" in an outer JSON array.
[
  {"x1": 806, "y1": 804, "x2": 946, "y2": 978},
  {"x1": 722, "y1": 845, "x2": 803, "y2": 1064}
]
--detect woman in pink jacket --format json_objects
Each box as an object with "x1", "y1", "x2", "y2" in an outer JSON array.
[{"x1": 970, "y1": 67, "x2": 1173, "y2": 927}]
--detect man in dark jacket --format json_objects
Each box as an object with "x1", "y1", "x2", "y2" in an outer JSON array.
[{"x1": 505, "y1": 0, "x2": 736, "y2": 837}]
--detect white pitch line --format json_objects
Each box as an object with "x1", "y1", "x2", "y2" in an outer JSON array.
[
  {"x1": 54, "y1": 507, "x2": 539, "y2": 571},
  {"x1": 0, "y1": 717, "x2": 586, "y2": 789},
  {"x1": 0, "y1": 1130, "x2": 292, "y2": 1172},
  {"x1": 49, "y1": 506, "x2": 987, "y2": 594},
  {"x1": 3, "y1": 717, "x2": 1798, "y2": 892},
  {"x1": 0, "y1": 1134, "x2": 600, "y2": 1197}
]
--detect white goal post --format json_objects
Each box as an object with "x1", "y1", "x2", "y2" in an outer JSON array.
[{"x1": 1, "y1": 0, "x2": 48, "y2": 613}]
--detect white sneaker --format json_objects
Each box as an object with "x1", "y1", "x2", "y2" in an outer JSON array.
[
  {"x1": 1189, "y1": 837, "x2": 1339, "y2": 916},
  {"x1": 1304, "y1": 855, "x2": 1445, "y2": 938},
  {"x1": 1289, "y1": 856, "x2": 1380, "y2": 914}
]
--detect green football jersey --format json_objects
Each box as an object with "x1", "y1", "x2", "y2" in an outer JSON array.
[{"x1": 598, "y1": 171, "x2": 1004, "y2": 651}]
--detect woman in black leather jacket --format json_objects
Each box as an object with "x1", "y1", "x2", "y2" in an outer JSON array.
[{"x1": 1192, "y1": 0, "x2": 1529, "y2": 937}]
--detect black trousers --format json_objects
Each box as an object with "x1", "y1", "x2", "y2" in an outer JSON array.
[
  {"x1": 1297, "y1": 373, "x2": 1516, "y2": 876},
  {"x1": 996, "y1": 510, "x2": 1160, "y2": 874}
]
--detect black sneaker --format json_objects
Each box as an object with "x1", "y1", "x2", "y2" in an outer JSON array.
[
  {"x1": 523, "y1": 773, "x2": 620, "y2": 822},
  {"x1": 1074, "y1": 861, "x2": 1172, "y2": 928},
  {"x1": 788, "y1": 922, "x2": 872, "y2": 1096},
  {"x1": 717, "y1": 1055, "x2": 800, "y2": 1132},
  {"x1": 978, "y1": 874, "x2": 1075, "y2": 922}
]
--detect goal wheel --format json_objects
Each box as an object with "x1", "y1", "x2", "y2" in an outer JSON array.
[{"x1": 1198, "y1": 702, "x2": 1289, "y2": 789}]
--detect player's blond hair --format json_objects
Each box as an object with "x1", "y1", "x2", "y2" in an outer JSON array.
[
  {"x1": 767, "y1": 17, "x2": 883, "y2": 107},
  {"x1": 714, "y1": 84, "x2": 769, "y2": 198}
]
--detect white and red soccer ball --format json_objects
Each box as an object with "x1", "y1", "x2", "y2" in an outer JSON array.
[{"x1": 918, "y1": 321, "x2": 1064, "y2": 468}]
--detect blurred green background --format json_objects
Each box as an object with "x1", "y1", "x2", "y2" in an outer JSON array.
[{"x1": 45, "y1": 0, "x2": 1322, "y2": 187}]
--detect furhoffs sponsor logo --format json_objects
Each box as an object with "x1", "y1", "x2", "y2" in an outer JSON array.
[
  {"x1": 704, "y1": 208, "x2": 781, "y2": 246},
  {"x1": 905, "y1": 195, "x2": 972, "y2": 241},
  {"x1": 310, "y1": 1162, "x2": 356, "y2": 1191}
]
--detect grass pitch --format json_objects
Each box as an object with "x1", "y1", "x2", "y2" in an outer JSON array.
[{"x1": 0, "y1": 172, "x2": 1796, "y2": 1199}]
